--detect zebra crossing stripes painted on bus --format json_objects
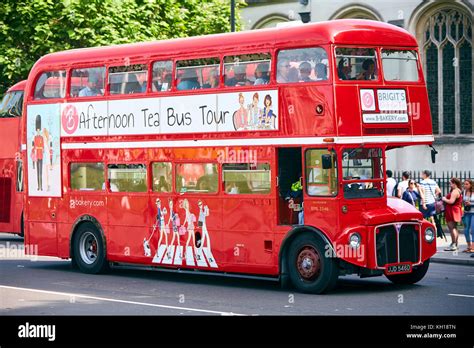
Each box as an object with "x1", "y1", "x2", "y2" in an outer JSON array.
[{"x1": 151, "y1": 246, "x2": 217, "y2": 268}]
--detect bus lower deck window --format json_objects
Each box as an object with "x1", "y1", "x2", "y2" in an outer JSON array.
[
  {"x1": 107, "y1": 164, "x2": 147, "y2": 192},
  {"x1": 223, "y1": 163, "x2": 271, "y2": 194},
  {"x1": 176, "y1": 163, "x2": 218, "y2": 193},
  {"x1": 70, "y1": 163, "x2": 105, "y2": 191}
]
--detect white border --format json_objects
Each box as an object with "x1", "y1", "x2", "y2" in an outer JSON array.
[{"x1": 61, "y1": 135, "x2": 434, "y2": 150}]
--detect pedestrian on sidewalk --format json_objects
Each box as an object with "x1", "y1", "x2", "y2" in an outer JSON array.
[
  {"x1": 419, "y1": 170, "x2": 441, "y2": 226},
  {"x1": 397, "y1": 171, "x2": 410, "y2": 198},
  {"x1": 386, "y1": 170, "x2": 397, "y2": 197},
  {"x1": 402, "y1": 180, "x2": 423, "y2": 207},
  {"x1": 442, "y1": 177, "x2": 463, "y2": 251},
  {"x1": 461, "y1": 179, "x2": 474, "y2": 253}
]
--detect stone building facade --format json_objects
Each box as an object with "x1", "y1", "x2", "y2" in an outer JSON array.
[{"x1": 241, "y1": 0, "x2": 473, "y2": 174}]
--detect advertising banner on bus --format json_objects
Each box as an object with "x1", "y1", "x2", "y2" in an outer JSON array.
[
  {"x1": 26, "y1": 104, "x2": 62, "y2": 197},
  {"x1": 59, "y1": 90, "x2": 279, "y2": 137}
]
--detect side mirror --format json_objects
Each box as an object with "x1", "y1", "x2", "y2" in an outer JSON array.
[
  {"x1": 431, "y1": 148, "x2": 438, "y2": 164},
  {"x1": 321, "y1": 154, "x2": 332, "y2": 169}
]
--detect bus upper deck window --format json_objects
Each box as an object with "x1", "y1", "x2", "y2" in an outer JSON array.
[
  {"x1": 382, "y1": 50, "x2": 419, "y2": 82},
  {"x1": 276, "y1": 47, "x2": 328, "y2": 83},
  {"x1": 108, "y1": 64, "x2": 147, "y2": 95},
  {"x1": 71, "y1": 67, "x2": 106, "y2": 97},
  {"x1": 223, "y1": 53, "x2": 271, "y2": 87},
  {"x1": 335, "y1": 48, "x2": 377, "y2": 81},
  {"x1": 176, "y1": 58, "x2": 220, "y2": 91},
  {"x1": 152, "y1": 61, "x2": 173, "y2": 92},
  {"x1": 34, "y1": 71, "x2": 66, "y2": 100}
]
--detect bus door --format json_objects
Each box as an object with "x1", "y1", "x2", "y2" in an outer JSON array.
[
  {"x1": 302, "y1": 148, "x2": 339, "y2": 237},
  {"x1": 277, "y1": 147, "x2": 303, "y2": 225}
]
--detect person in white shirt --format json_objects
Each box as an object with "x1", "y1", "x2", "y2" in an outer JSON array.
[
  {"x1": 419, "y1": 169, "x2": 441, "y2": 225},
  {"x1": 397, "y1": 171, "x2": 410, "y2": 198},
  {"x1": 386, "y1": 170, "x2": 397, "y2": 197}
]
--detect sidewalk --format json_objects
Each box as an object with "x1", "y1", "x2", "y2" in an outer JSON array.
[{"x1": 431, "y1": 231, "x2": 474, "y2": 266}]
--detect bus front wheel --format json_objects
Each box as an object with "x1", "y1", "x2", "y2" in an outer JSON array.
[
  {"x1": 385, "y1": 259, "x2": 430, "y2": 285},
  {"x1": 72, "y1": 222, "x2": 109, "y2": 274},
  {"x1": 287, "y1": 233, "x2": 339, "y2": 294}
]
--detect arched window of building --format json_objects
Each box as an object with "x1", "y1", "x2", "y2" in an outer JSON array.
[
  {"x1": 422, "y1": 8, "x2": 472, "y2": 135},
  {"x1": 330, "y1": 5, "x2": 382, "y2": 21}
]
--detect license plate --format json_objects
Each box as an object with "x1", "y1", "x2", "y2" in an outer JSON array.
[{"x1": 385, "y1": 263, "x2": 412, "y2": 275}]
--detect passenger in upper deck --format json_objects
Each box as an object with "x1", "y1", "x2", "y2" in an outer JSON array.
[
  {"x1": 276, "y1": 59, "x2": 291, "y2": 83},
  {"x1": 337, "y1": 58, "x2": 353, "y2": 80},
  {"x1": 315, "y1": 63, "x2": 328, "y2": 80},
  {"x1": 298, "y1": 62, "x2": 313, "y2": 82},
  {"x1": 177, "y1": 69, "x2": 200, "y2": 90},
  {"x1": 357, "y1": 59, "x2": 376, "y2": 80},
  {"x1": 202, "y1": 68, "x2": 219, "y2": 89},
  {"x1": 79, "y1": 75, "x2": 101, "y2": 97},
  {"x1": 226, "y1": 65, "x2": 251, "y2": 87},
  {"x1": 254, "y1": 63, "x2": 270, "y2": 85}
]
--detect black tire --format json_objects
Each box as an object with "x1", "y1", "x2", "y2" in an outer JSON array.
[
  {"x1": 287, "y1": 233, "x2": 339, "y2": 294},
  {"x1": 72, "y1": 222, "x2": 109, "y2": 274},
  {"x1": 18, "y1": 213, "x2": 24, "y2": 238},
  {"x1": 385, "y1": 259, "x2": 430, "y2": 285}
]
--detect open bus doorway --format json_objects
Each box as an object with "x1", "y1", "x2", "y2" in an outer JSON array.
[{"x1": 277, "y1": 147, "x2": 302, "y2": 225}]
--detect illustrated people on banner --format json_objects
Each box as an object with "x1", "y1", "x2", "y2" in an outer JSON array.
[
  {"x1": 33, "y1": 115, "x2": 44, "y2": 191},
  {"x1": 247, "y1": 92, "x2": 262, "y2": 130},
  {"x1": 168, "y1": 199, "x2": 181, "y2": 256},
  {"x1": 42, "y1": 128, "x2": 50, "y2": 191},
  {"x1": 233, "y1": 92, "x2": 248, "y2": 130},
  {"x1": 197, "y1": 200, "x2": 211, "y2": 251},
  {"x1": 261, "y1": 94, "x2": 276, "y2": 129},
  {"x1": 30, "y1": 137, "x2": 36, "y2": 170}
]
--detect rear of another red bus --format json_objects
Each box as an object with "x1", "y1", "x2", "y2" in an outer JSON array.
[{"x1": 0, "y1": 80, "x2": 26, "y2": 236}]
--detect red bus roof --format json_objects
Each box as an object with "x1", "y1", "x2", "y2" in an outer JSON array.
[
  {"x1": 7, "y1": 80, "x2": 27, "y2": 92},
  {"x1": 29, "y1": 19, "x2": 418, "y2": 73}
]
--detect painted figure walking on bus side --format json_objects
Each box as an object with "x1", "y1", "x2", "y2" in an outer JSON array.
[
  {"x1": 168, "y1": 199, "x2": 181, "y2": 256},
  {"x1": 33, "y1": 115, "x2": 44, "y2": 191},
  {"x1": 182, "y1": 199, "x2": 197, "y2": 252},
  {"x1": 197, "y1": 200, "x2": 211, "y2": 250},
  {"x1": 155, "y1": 198, "x2": 168, "y2": 252}
]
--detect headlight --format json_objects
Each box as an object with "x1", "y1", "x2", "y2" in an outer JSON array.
[
  {"x1": 349, "y1": 233, "x2": 361, "y2": 248},
  {"x1": 424, "y1": 228, "x2": 435, "y2": 243}
]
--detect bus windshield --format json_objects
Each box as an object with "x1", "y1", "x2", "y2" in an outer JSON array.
[
  {"x1": 0, "y1": 90, "x2": 23, "y2": 117},
  {"x1": 342, "y1": 147, "x2": 384, "y2": 199}
]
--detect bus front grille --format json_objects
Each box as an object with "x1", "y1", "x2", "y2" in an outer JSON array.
[{"x1": 375, "y1": 223, "x2": 420, "y2": 267}]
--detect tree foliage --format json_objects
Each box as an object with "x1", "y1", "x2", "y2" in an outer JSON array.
[{"x1": 0, "y1": 0, "x2": 244, "y2": 94}]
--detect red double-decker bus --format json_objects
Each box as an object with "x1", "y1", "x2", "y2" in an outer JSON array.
[
  {"x1": 22, "y1": 20, "x2": 436, "y2": 293},
  {"x1": 0, "y1": 80, "x2": 26, "y2": 236}
]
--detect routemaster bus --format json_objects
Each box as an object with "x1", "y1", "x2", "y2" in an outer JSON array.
[
  {"x1": 22, "y1": 19, "x2": 436, "y2": 293},
  {"x1": 0, "y1": 80, "x2": 26, "y2": 236}
]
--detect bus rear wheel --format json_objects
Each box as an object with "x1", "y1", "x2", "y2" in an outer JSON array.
[
  {"x1": 287, "y1": 233, "x2": 339, "y2": 294},
  {"x1": 72, "y1": 222, "x2": 109, "y2": 274},
  {"x1": 385, "y1": 259, "x2": 430, "y2": 285}
]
